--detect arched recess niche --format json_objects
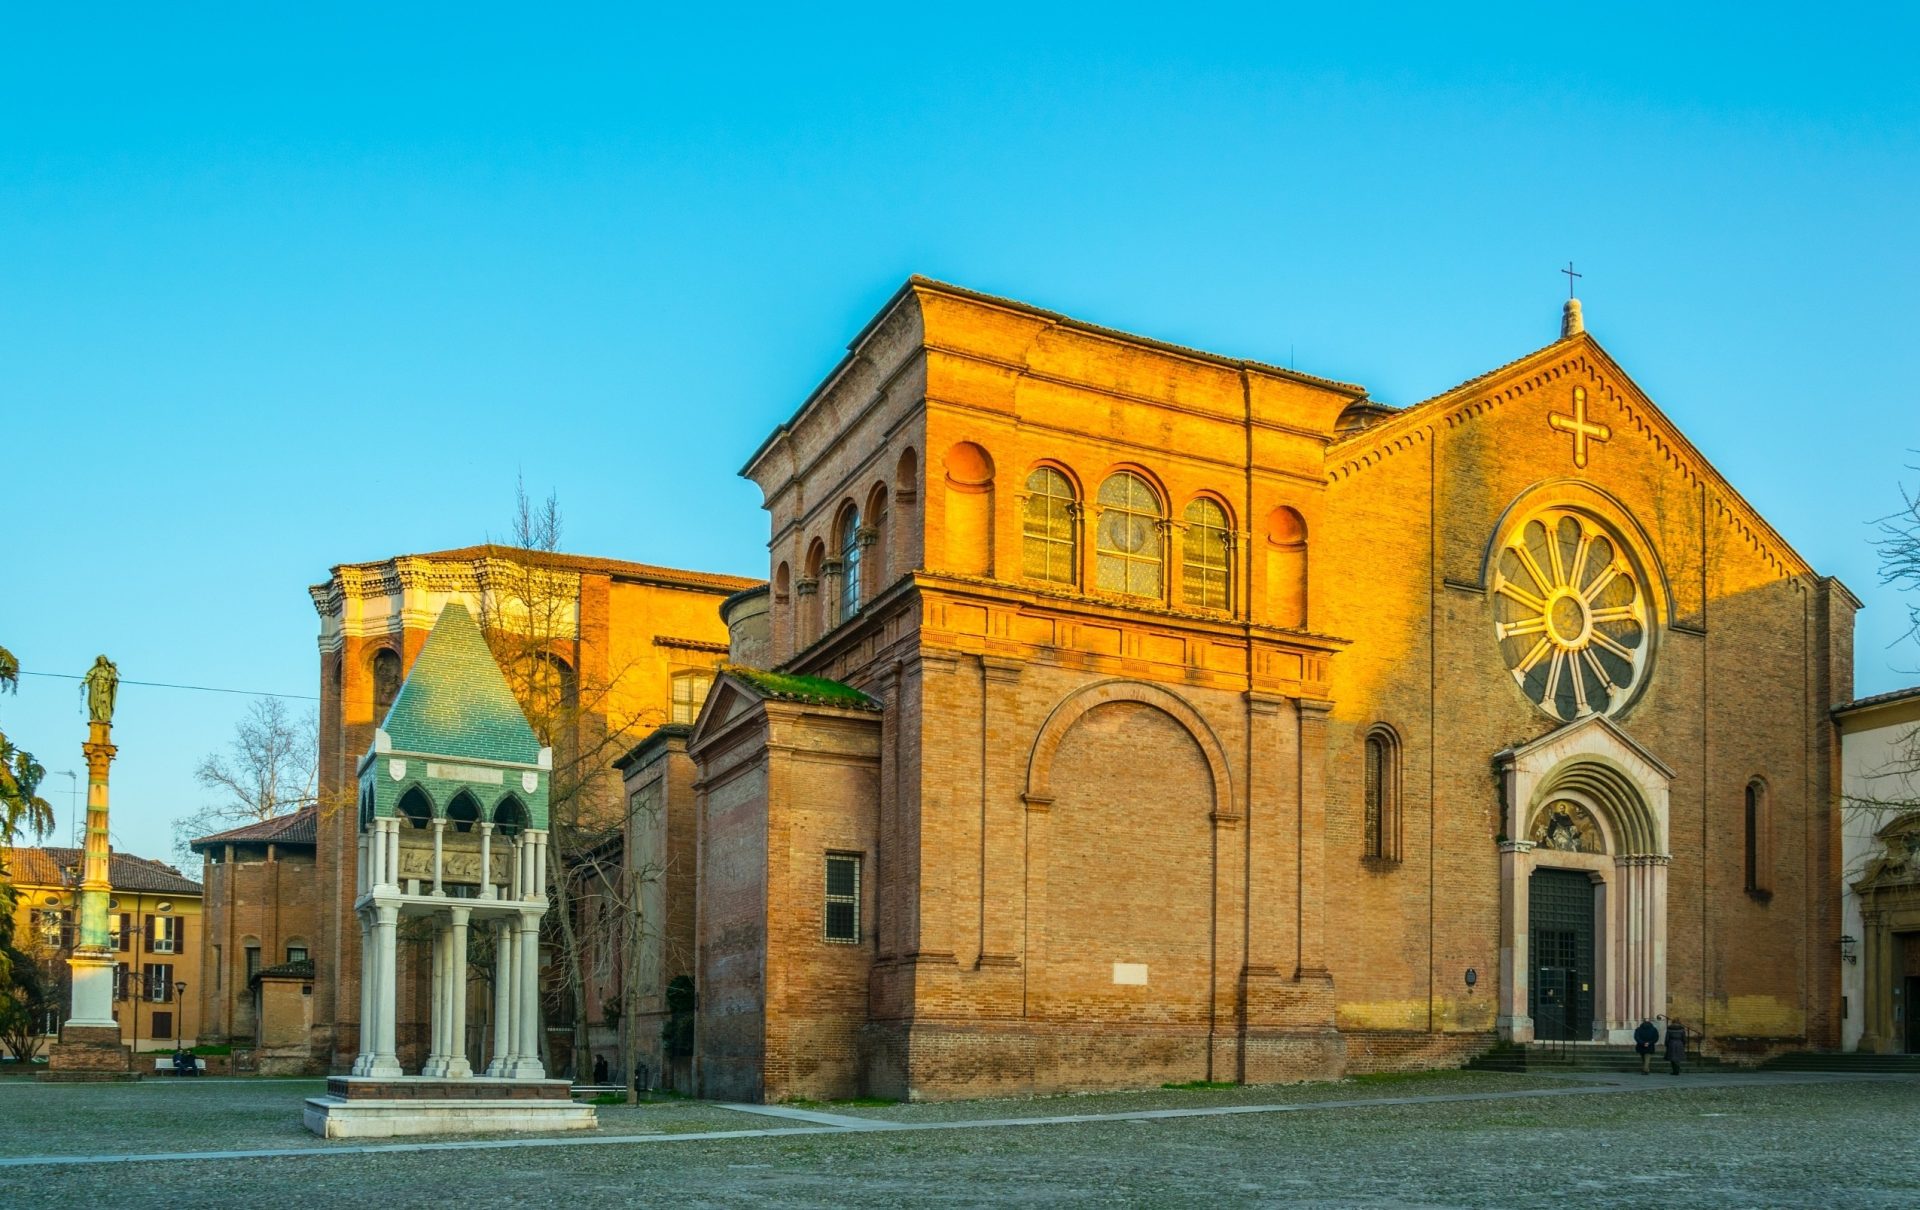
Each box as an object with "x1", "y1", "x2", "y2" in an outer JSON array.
[
  {"x1": 942, "y1": 442, "x2": 995, "y2": 576},
  {"x1": 1265, "y1": 506, "x2": 1308, "y2": 628}
]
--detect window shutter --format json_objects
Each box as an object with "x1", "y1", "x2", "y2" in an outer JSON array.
[
  {"x1": 144, "y1": 915, "x2": 155, "y2": 952},
  {"x1": 172, "y1": 915, "x2": 184, "y2": 953},
  {"x1": 118, "y1": 913, "x2": 130, "y2": 953}
]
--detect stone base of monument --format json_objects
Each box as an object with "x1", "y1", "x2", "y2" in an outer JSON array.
[
  {"x1": 37, "y1": 1025, "x2": 139, "y2": 1082},
  {"x1": 302, "y1": 1076, "x2": 597, "y2": 1138}
]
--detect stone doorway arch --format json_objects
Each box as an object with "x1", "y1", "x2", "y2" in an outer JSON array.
[{"x1": 1494, "y1": 715, "x2": 1674, "y2": 1043}]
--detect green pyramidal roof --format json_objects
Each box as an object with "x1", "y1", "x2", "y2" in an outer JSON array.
[{"x1": 380, "y1": 603, "x2": 543, "y2": 765}]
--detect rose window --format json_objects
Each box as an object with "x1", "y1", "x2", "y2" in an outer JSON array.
[{"x1": 1492, "y1": 510, "x2": 1649, "y2": 721}]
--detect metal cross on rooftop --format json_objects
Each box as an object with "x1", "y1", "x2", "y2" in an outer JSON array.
[{"x1": 1561, "y1": 261, "x2": 1582, "y2": 299}]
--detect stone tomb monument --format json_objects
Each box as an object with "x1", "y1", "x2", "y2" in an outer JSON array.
[{"x1": 304, "y1": 604, "x2": 594, "y2": 1137}]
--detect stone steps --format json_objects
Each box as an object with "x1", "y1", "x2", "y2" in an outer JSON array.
[
  {"x1": 1760, "y1": 1052, "x2": 1920, "y2": 1073},
  {"x1": 1465, "y1": 1044, "x2": 1734, "y2": 1074}
]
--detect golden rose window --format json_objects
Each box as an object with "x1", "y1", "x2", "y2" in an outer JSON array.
[{"x1": 1493, "y1": 510, "x2": 1649, "y2": 721}]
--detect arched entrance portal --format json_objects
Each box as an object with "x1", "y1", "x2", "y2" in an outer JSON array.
[{"x1": 1495, "y1": 716, "x2": 1673, "y2": 1044}]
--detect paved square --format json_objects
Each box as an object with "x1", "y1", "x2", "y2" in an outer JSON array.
[{"x1": 2, "y1": 1071, "x2": 1915, "y2": 1206}]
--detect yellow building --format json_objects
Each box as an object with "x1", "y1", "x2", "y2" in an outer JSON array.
[{"x1": 4, "y1": 846, "x2": 205, "y2": 1055}]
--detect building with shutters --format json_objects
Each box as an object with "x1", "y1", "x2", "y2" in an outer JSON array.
[{"x1": 3, "y1": 846, "x2": 204, "y2": 1053}]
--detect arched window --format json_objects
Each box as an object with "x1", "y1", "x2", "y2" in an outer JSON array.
[
  {"x1": 1095, "y1": 472, "x2": 1163, "y2": 599},
  {"x1": 446, "y1": 791, "x2": 481, "y2": 835},
  {"x1": 1364, "y1": 727, "x2": 1402, "y2": 863},
  {"x1": 397, "y1": 786, "x2": 433, "y2": 830},
  {"x1": 372, "y1": 648, "x2": 402, "y2": 715},
  {"x1": 866, "y1": 482, "x2": 890, "y2": 595},
  {"x1": 1745, "y1": 779, "x2": 1771, "y2": 896},
  {"x1": 1022, "y1": 466, "x2": 1078, "y2": 585},
  {"x1": 837, "y1": 504, "x2": 862, "y2": 621},
  {"x1": 1182, "y1": 498, "x2": 1233, "y2": 612},
  {"x1": 493, "y1": 795, "x2": 528, "y2": 839}
]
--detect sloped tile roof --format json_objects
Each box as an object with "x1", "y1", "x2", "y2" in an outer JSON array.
[
  {"x1": 3, "y1": 847, "x2": 202, "y2": 895},
  {"x1": 381, "y1": 603, "x2": 543, "y2": 764},
  {"x1": 188, "y1": 806, "x2": 317, "y2": 852}
]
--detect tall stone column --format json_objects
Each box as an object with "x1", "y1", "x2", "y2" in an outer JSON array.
[
  {"x1": 352, "y1": 910, "x2": 376, "y2": 1075},
  {"x1": 423, "y1": 919, "x2": 449, "y2": 1077},
  {"x1": 369, "y1": 903, "x2": 402, "y2": 1078},
  {"x1": 507, "y1": 910, "x2": 545, "y2": 1078},
  {"x1": 446, "y1": 907, "x2": 472, "y2": 1077},
  {"x1": 488, "y1": 917, "x2": 515, "y2": 1075},
  {"x1": 67, "y1": 719, "x2": 119, "y2": 1028},
  {"x1": 43, "y1": 660, "x2": 134, "y2": 1081}
]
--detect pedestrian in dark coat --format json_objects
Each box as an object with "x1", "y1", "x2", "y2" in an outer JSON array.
[
  {"x1": 1664, "y1": 1020, "x2": 1688, "y2": 1075},
  {"x1": 593, "y1": 1054, "x2": 609, "y2": 1085},
  {"x1": 1633, "y1": 1019, "x2": 1660, "y2": 1075}
]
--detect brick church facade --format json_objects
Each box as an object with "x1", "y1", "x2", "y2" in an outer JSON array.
[{"x1": 654, "y1": 278, "x2": 1854, "y2": 1100}]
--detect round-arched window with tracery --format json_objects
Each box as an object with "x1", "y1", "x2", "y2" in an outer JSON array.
[{"x1": 1493, "y1": 509, "x2": 1650, "y2": 721}]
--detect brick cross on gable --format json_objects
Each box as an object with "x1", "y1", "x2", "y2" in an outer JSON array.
[{"x1": 1549, "y1": 386, "x2": 1611, "y2": 469}]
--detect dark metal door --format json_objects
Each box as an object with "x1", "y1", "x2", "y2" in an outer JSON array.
[{"x1": 1530, "y1": 868, "x2": 1595, "y2": 1041}]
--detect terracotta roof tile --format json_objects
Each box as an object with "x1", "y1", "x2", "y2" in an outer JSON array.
[
  {"x1": 3, "y1": 847, "x2": 202, "y2": 895},
  {"x1": 188, "y1": 806, "x2": 318, "y2": 851}
]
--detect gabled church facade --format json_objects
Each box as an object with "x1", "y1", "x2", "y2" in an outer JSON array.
[{"x1": 670, "y1": 278, "x2": 1854, "y2": 1101}]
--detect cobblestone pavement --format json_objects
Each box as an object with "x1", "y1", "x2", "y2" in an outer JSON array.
[{"x1": 2, "y1": 1071, "x2": 1916, "y2": 1207}]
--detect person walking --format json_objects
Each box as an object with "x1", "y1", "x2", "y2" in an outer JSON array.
[
  {"x1": 1664, "y1": 1018, "x2": 1688, "y2": 1075},
  {"x1": 593, "y1": 1054, "x2": 609, "y2": 1085},
  {"x1": 1634, "y1": 1018, "x2": 1660, "y2": 1075}
]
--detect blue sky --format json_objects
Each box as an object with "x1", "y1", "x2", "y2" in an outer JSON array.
[{"x1": 4, "y1": 5, "x2": 1917, "y2": 862}]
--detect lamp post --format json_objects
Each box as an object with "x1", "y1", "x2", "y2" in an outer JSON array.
[{"x1": 174, "y1": 981, "x2": 187, "y2": 1047}]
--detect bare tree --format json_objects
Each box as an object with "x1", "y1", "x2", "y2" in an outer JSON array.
[
  {"x1": 1841, "y1": 469, "x2": 1920, "y2": 893},
  {"x1": 171, "y1": 696, "x2": 318, "y2": 861},
  {"x1": 476, "y1": 480, "x2": 671, "y2": 1083}
]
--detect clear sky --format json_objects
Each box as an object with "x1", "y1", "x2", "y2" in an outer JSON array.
[{"x1": 4, "y1": 5, "x2": 1916, "y2": 865}]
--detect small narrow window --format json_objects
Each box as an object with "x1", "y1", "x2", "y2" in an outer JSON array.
[
  {"x1": 670, "y1": 670, "x2": 715, "y2": 725},
  {"x1": 1364, "y1": 727, "x2": 1402, "y2": 863},
  {"x1": 1022, "y1": 467, "x2": 1078, "y2": 585},
  {"x1": 1745, "y1": 779, "x2": 1771, "y2": 896},
  {"x1": 212, "y1": 946, "x2": 222, "y2": 991},
  {"x1": 1182, "y1": 498, "x2": 1233, "y2": 612},
  {"x1": 824, "y1": 854, "x2": 862, "y2": 944},
  {"x1": 245, "y1": 945, "x2": 261, "y2": 981},
  {"x1": 286, "y1": 944, "x2": 309, "y2": 964},
  {"x1": 838, "y1": 505, "x2": 863, "y2": 621},
  {"x1": 372, "y1": 648, "x2": 403, "y2": 714}
]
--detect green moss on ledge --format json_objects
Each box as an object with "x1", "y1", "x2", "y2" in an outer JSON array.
[{"x1": 723, "y1": 665, "x2": 879, "y2": 710}]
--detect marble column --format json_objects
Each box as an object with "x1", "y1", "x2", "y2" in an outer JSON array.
[
  {"x1": 446, "y1": 907, "x2": 472, "y2": 1077},
  {"x1": 352, "y1": 910, "x2": 375, "y2": 1075},
  {"x1": 515, "y1": 911, "x2": 543, "y2": 1077},
  {"x1": 423, "y1": 919, "x2": 450, "y2": 1077},
  {"x1": 488, "y1": 917, "x2": 515, "y2": 1075},
  {"x1": 369, "y1": 903, "x2": 402, "y2": 1078}
]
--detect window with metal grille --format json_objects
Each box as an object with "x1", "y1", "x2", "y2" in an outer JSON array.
[
  {"x1": 838, "y1": 505, "x2": 862, "y2": 621},
  {"x1": 670, "y1": 670, "x2": 714, "y2": 725},
  {"x1": 824, "y1": 854, "x2": 861, "y2": 944},
  {"x1": 287, "y1": 945, "x2": 308, "y2": 964},
  {"x1": 1095, "y1": 472, "x2": 1163, "y2": 598},
  {"x1": 1022, "y1": 467, "x2": 1078, "y2": 585},
  {"x1": 1182, "y1": 498, "x2": 1232, "y2": 611}
]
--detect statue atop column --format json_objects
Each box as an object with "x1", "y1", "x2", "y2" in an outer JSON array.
[
  {"x1": 83, "y1": 655, "x2": 118, "y2": 724},
  {"x1": 41, "y1": 654, "x2": 131, "y2": 1080}
]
